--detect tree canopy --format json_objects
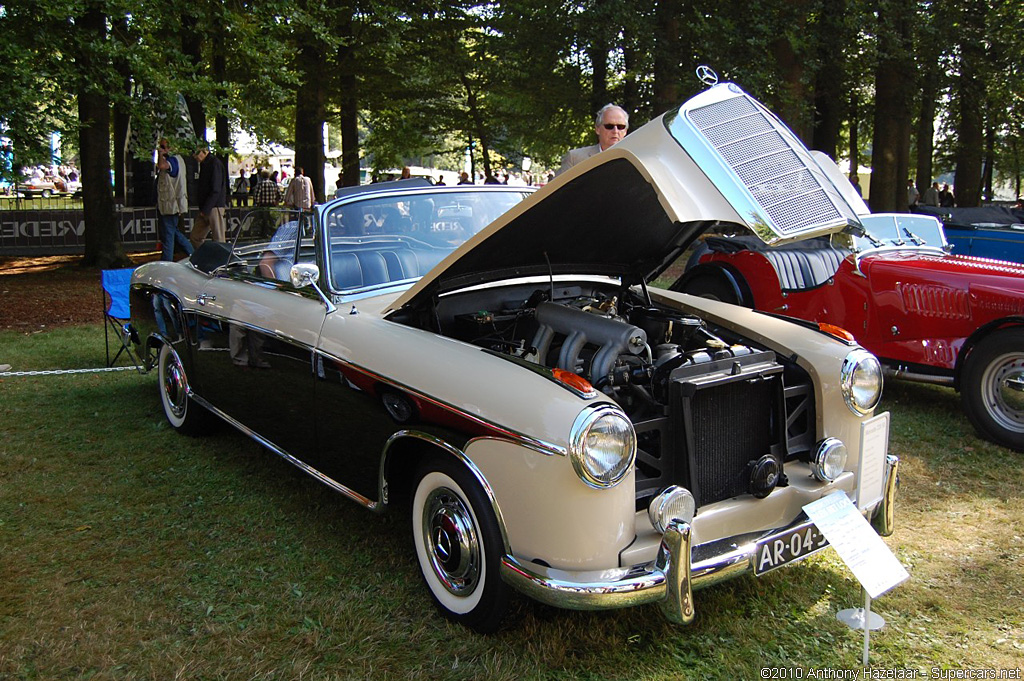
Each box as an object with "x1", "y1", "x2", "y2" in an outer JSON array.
[{"x1": 1, "y1": 0, "x2": 1021, "y2": 264}]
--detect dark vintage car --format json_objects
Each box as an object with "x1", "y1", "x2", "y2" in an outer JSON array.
[
  {"x1": 916, "y1": 205, "x2": 1024, "y2": 265},
  {"x1": 128, "y1": 81, "x2": 898, "y2": 632},
  {"x1": 677, "y1": 201, "x2": 1024, "y2": 452}
]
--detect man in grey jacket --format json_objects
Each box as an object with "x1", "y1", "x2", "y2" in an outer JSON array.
[{"x1": 557, "y1": 104, "x2": 629, "y2": 175}]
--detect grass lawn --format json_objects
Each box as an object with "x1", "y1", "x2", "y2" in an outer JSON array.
[{"x1": 1, "y1": 324, "x2": 1022, "y2": 679}]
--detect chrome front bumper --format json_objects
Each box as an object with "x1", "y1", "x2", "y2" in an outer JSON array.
[{"x1": 501, "y1": 454, "x2": 899, "y2": 624}]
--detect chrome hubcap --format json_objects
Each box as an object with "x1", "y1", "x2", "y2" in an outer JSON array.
[
  {"x1": 163, "y1": 354, "x2": 188, "y2": 419},
  {"x1": 983, "y1": 352, "x2": 1024, "y2": 433},
  {"x1": 423, "y1": 487, "x2": 479, "y2": 596}
]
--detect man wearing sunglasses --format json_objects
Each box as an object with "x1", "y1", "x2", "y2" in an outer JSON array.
[{"x1": 557, "y1": 104, "x2": 629, "y2": 175}]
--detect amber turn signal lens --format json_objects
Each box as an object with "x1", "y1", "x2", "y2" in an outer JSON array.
[
  {"x1": 552, "y1": 368, "x2": 597, "y2": 397},
  {"x1": 818, "y1": 322, "x2": 855, "y2": 342}
]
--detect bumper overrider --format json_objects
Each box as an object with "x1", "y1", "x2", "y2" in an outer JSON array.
[{"x1": 501, "y1": 454, "x2": 899, "y2": 624}]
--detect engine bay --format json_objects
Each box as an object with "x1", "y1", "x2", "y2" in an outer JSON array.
[
  {"x1": 419, "y1": 281, "x2": 774, "y2": 418},
  {"x1": 394, "y1": 278, "x2": 816, "y2": 508}
]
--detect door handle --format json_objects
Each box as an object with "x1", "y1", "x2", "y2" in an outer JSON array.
[{"x1": 197, "y1": 293, "x2": 216, "y2": 306}]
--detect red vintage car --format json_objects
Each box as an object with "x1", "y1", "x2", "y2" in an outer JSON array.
[{"x1": 675, "y1": 211, "x2": 1024, "y2": 452}]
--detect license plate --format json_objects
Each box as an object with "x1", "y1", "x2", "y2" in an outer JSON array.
[{"x1": 753, "y1": 522, "x2": 830, "y2": 575}]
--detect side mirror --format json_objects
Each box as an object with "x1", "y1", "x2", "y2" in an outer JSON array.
[
  {"x1": 290, "y1": 263, "x2": 320, "y2": 289},
  {"x1": 289, "y1": 263, "x2": 336, "y2": 314}
]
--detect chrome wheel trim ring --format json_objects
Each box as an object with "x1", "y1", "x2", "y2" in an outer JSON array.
[
  {"x1": 982, "y1": 351, "x2": 1024, "y2": 433},
  {"x1": 421, "y1": 486, "x2": 480, "y2": 597}
]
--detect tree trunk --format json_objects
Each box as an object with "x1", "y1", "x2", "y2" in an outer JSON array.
[
  {"x1": 112, "y1": 17, "x2": 131, "y2": 206},
  {"x1": 337, "y1": 11, "x2": 360, "y2": 188},
  {"x1": 952, "y1": 1, "x2": 986, "y2": 207},
  {"x1": 915, "y1": 66, "x2": 937, "y2": 191},
  {"x1": 982, "y1": 121, "x2": 995, "y2": 202},
  {"x1": 78, "y1": 4, "x2": 127, "y2": 268},
  {"x1": 768, "y1": 0, "x2": 811, "y2": 143},
  {"x1": 869, "y1": 0, "x2": 916, "y2": 212},
  {"x1": 294, "y1": 37, "x2": 326, "y2": 203},
  {"x1": 586, "y1": 0, "x2": 610, "y2": 115},
  {"x1": 652, "y1": 0, "x2": 682, "y2": 116},
  {"x1": 181, "y1": 11, "x2": 206, "y2": 141},
  {"x1": 213, "y1": 30, "x2": 231, "y2": 205},
  {"x1": 811, "y1": 0, "x2": 845, "y2": 158},
  {"x1": 848, "y1": 93, "x2": 860, "y2": 176}
]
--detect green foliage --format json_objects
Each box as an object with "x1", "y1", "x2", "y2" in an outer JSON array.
[{"x1": 1, "y1": 0, "x2": 1022, "y2": 194}]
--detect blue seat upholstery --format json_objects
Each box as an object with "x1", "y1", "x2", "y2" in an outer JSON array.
[{"x1": 330, "y1": 245, "x2": 446, "y2": 290}]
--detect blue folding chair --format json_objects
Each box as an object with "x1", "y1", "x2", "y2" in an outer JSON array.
[{"x1": 101, "y1": 268, "x2": 141, "y2": 368}]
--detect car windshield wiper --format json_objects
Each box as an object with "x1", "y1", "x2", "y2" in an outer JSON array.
[
  {"x1": 861, "y1": 232, "x2": 886, "y2": 248},
  {"x1": 901, "y1": 227, "x2": 925, "y2": 246}
]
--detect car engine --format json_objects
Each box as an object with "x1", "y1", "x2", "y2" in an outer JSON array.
[{"x1": 414, "y1": 282, "x2": 816, "y2": 509}]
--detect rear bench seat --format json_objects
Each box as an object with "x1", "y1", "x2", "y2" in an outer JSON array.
[{"x1": 331, "y1": 245, "x2": 447, "y2": 290}]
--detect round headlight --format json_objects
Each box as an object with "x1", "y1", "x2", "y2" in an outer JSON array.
[
  {"x1": 841, "y1": 349, "x2": 883, "y2": 415},
  {"x1": 811, "y1": 438, "x2": 848, "y2": 482},
  {"x1": 648, "y1": 485, "x2": 696, "y2": 534},
  {"x1": 569, "y1": 406, "x2": 636, "y2": 489}
]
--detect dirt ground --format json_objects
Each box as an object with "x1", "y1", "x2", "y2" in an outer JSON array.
[{"x1": 0, "y1": 252, "x2": 161, "y2": 332}]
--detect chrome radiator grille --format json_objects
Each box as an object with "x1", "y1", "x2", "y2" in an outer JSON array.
[{"x1": 686, "y1": 94, "x2": 850, "y2": 236}]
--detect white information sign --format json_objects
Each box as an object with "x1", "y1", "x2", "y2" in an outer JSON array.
[
  {"x1": 857, "y1": 411, "x2": 890, "y2": 510},
  {"x1": 803, "y1": 491, "x2": 908, "y2": 599}
]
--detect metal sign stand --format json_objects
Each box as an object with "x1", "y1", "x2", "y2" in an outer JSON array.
[{"x1": 837, "y1": 589, "x2": 885, "y2": 667}]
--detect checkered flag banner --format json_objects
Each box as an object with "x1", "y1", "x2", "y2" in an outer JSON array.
[{"x1": 125, "y1": 92, "x2": 196, "y2": 158}]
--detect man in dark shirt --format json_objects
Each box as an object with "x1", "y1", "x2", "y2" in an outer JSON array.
[{"x1": 189, "y1": 145, "x2": 227, "y2": 250}]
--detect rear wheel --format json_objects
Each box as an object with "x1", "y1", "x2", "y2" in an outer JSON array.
[
  {"x1": 411, "y1": 456, "x2": 509, "y2": 633},
  {"x1": 961, "y1": 329, "x2": 1024, "y2": 452},
  {"x1": 158, "y1": 343, "x2": 216, "y2": 436}
]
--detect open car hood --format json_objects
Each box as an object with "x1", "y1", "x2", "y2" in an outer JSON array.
[{"x1": 389, "y1": 82, "x2": 864, "y2": 313}]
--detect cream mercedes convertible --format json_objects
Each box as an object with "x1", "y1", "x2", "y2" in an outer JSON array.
[{"x1": 129, "y1": 82, "x2": 899, "y2": 632}]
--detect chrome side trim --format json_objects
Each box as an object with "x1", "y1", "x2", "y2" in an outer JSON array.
[
  {"x1": 382, "y1": 430, "x2": 513, "y2": 555},
  {"x1": 316, "y1": 350, "x2": 569, "y2": 458},
  {"x1": 189, "y1": 392, "x2": 380, "y2": 511},
  {"x1": 501, "y1": 454, "x2": 901, "y2": 622}
]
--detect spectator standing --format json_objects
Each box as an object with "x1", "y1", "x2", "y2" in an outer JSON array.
[
  {"x1": 253, "y1": 170, "x2": 283, "y2": 207},
  {"x1": 458, "y1": 171, "x2": 473, "y2": 185},
  {"x1": 155, "y1": 139, "x2": 193, "y2": 261},
  {"x1": 232, "y1": 168, "x2": 250, "y2": 207},
  {"x1": 189, "y1": 145, "x2": 227, "y2": 249},
  {"x1": 557, "y1": 104, "x2": 629, "y2": 175},
  {"x1": 283, "y1": 166, "x2": 315, "y2": 210},
  {"x1": 922, "y1": 181, "x2": 940, "y2": 207},
  {"x1": 849, "y1": 174, "x2": 862, "y2": 197},
  {"x1": 907, "y1": 179, "x2": 920, "y2": 211},
  {"x1": 940, "y1": 184, "x2": 955, "y2": 207},
  {"x1": 249, "y1": 168, "x2": 260, "y2": 200}
]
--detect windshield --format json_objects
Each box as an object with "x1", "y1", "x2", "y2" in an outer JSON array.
[
  {"x1": 850, "y1": 214, "x2": 947, "y2": 251},
  {"x1": 322, "y1": 189, "x2": 529, "y2": 291}
]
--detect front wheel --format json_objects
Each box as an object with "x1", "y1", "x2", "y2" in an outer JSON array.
[
  {"x1": 411, "y1": 456, "x2": 510, "y2": 633},
  {"x1": 158, "y1": 343, "x2": 216, "y2": 436},
  {"x1": 961, "y1": 329, "x2": 1024, "y2": 451}
]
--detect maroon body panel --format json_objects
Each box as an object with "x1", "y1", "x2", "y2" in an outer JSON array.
[{"x1": 700, "y1": 248, "x2": 1024, "y2": 373}]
